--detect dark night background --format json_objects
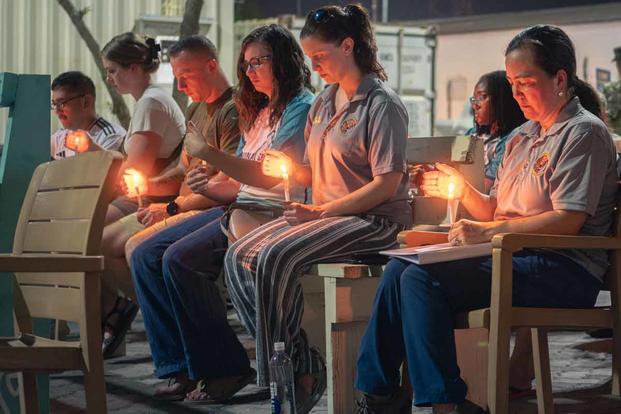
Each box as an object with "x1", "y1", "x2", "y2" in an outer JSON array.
[{"x1": 235, "y1": 0, "x2": 621, "y2": 20}]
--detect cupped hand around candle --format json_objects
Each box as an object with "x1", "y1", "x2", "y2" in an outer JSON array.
[
  {"x1": 184, "y1": 121, "x2": 216, "y2": 160},
  {"x1": 262, "y1": 149, "x2": 292, "y2": 178},
  {"x1": 283, "y1": 203, "x2": 323, "y2": 226},
  {"x1": 185, "y1": 165, "x2": 211, "y2": 196},
  {"x1": 64, "y1": 130, "x2": 91, "y2": 153},
  {"x1": 136, "y1": 203, "x2": 168, "y2": 227},
  {"x1": 448, "y1": 219, "x2": 494, "y2": 245},
  {"x1": 421, "y1": 163, "x2": 466, "y2": 200}
]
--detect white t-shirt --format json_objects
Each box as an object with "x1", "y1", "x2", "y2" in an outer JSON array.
[
  {"x1": 51, "y1": 116, "x2": 125, "y2": 160},
  {"x1": 124, "y1": 85, "x2": 186, "y2": 158}
]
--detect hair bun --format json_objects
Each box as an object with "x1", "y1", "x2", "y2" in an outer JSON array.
[{"x1": 145, "y1": 37, "x2": 161, "y2": 61}]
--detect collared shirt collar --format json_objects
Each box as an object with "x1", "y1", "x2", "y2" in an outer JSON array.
[
  {"x1": 518, "y1": 96, "x2": 583, "y2": 140},
  {"x1": 322, "y1": 72, "x2": 379, "y2": 110}
]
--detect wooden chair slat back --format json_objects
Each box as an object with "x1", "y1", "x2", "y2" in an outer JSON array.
[{"x1": 10, "y1": 152, "x2": 122, "y2": 326}]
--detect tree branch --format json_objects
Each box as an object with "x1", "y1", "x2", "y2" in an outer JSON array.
[
  {"x1": 172, "y1": 0, "x2": 205, "y2": 113},
  {"x1": 57, "y1": 0, "x2": 131, "y2": 129}
]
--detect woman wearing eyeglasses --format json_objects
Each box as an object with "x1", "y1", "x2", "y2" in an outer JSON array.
[
  {"x1": 130, "y1": 24, "x2": 314, "y2": 402},
  {"x1": 223, "y1": 4, "x2": 410, "y2": 413},
  {"x1": 355, "y1": 25, "x2": 617, "y2": 414},
  {"x1": 467, "y1": 71, "x2": 527, "y2": 193}
]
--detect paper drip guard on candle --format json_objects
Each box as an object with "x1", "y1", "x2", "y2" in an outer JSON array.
[{"x1": 280, "y1": 164, "x2": 291, "y2": 202}]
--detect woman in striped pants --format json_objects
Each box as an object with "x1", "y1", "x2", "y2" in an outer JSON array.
[{"x1": 224, "y1": 4, "x2": 412, "y2": 413}]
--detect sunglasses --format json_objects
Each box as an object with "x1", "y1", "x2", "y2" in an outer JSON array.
[{"x1": 310, "y1": 9, "x2": 335, "y2": 23}]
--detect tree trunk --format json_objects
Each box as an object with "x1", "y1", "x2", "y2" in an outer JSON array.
[
  {"x1": 57, "y1": 0, "x2": 131, "y2": 129},
  {"x1": 172, "y1": 0, "x2": 205, "y2": 114}
]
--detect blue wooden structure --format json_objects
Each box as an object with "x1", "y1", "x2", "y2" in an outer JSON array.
[{"x1": 0, "y1": 72, "x2": 51, "y2": 413}]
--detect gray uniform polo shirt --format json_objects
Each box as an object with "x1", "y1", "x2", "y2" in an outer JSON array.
[
  {"x1": 491, "y1": 97, "x2": 618, "y2": 281},
  {"x1": 304, "y1": 74, "x2": 411, "y2": 227}
]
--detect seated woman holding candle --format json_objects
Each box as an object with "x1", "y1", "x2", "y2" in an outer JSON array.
[
  {"x1": 128, "y1": 24, "x2": 314, "y2": 402},
  {"x1": 78, "y1": 33, "x2": 186, "y2": 358},
  {"x1": 466, "y1": 70, "x2": 527, "y2": 193},
  {"x1": 223, "y1": 5, "x2": 411, "y2": 413},
  {"x1": 100, "y1": 32, "x2": 187, "y2": 222},
  {"x1": 355, "y1": 25, "x2": 617, "y2": 414}
]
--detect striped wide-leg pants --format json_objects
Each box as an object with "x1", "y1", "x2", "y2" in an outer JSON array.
[{"x1": 224, "y1": 215, "x2": 402, "y2": 386}]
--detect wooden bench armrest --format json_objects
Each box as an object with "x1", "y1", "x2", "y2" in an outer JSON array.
[
  {"x1": 0, "y1": 254, "x2": 104, "y2": 272},
  {"x1": 492, "y1": 233, "x2": 621, "y2": 252}
]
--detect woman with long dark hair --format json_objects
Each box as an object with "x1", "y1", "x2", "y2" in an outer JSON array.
[
  {"x1": 130, "y1": 24, "x2": 314, "y2": 402},
  {"x1": 468, "y1": 70, "x2": 526, "y2": 192},
  {"x1": 355, "y1": 25, "x2": 617, "y2": 414},
  {"x1": 224, "y1": 5, "x2": 411, "y2": 413}
]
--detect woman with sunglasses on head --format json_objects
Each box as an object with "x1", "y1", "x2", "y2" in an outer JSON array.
[
  {"x1": 467, "y1": 70, "x2": 527, "y2": 193},
  {"x1": 130, "y1": 24, "x2": 314, "y2": 402},
  {"x1": 223, "y1": 5, "x2": 410, "y2": 413},
  {"x1": 355, "y1": 25, "x2": 617, "y2": 414}
]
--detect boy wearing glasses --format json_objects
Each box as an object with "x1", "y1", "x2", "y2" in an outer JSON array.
[{"x1": 50, "y1": 71, "x2": 125, "y2": 159}]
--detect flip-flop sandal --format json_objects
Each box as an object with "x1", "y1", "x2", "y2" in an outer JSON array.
[
  {"x1": 509, "y1": 385, "x2": 536, "y2": 400},
  {"x1": 185, "y1": 368, "x2": 256, "y2": 404},
  {"x1": 153, "y1": 377, "x2": 197, "y2": 401},
  {"x1": 102, "y1": 297, "x2": 139, "y2": 358}
]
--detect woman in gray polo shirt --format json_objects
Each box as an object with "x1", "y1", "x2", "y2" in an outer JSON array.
[
  {"x1": 355, "y1": 25, "x2": 618, "y2": 414},
  {"x1": 223, "y1": 4, "x2": 410, "y2": 413}
]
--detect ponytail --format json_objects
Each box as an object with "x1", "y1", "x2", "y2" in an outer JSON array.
[
  {"x1": 570, "y1": 77, "x2": 604, "y2": 120},
  {"x1": 301, "y1": 4, "x2": 387, "y2": 81}
]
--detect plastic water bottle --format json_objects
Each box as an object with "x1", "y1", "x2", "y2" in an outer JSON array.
[{"x1": 269, "y1": 342, "x2": 296, "y2": 414}]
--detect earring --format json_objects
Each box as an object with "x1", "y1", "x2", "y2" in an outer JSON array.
[{"x1": 558, "y1": 91, "x2": 564, "y2": 97}]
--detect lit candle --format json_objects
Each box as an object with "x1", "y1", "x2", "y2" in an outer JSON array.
[
  {"x1": 280, "y1": 163, "x2": 290, "y2": 202},
  {"x1": 66, "y1": 130, "x2": 89, "y2": 153},
  {"x1": 132, "y1": 172, "x2": 143, "y2": 208},
  {"x1": 123, "y1": 169, "x2": 146, "y2": 208},
  {"x1": 446, "y1": 181, "x2": 459, "y2": 225}
]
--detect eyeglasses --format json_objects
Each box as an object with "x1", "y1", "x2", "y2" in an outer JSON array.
[
  {"x1": 310, "y1": 9, "x2": 334, "y2": 23},
  {"x1": 51, "y1": 94, "x2": 85, "y2": 110},
  {"x1": 241, "y1": 55, "x2": 272, "y2": 72},
  {"x1": 469, "y1": 95, "x2": 488, "y2": 105}
]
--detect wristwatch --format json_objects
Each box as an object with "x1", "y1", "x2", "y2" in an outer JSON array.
[{"x1": 166, "y1": 201, "x2": 179, "y2": 216}]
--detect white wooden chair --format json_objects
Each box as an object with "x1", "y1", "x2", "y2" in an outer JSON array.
[
  {"x1": 0, "y1": 151, "x2": 122, "y2": 414},
  {"x1": 451, "y1": 219, "x2": 621, "y2": 413}
]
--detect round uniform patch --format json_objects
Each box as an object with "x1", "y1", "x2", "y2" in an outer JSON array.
[
  {"x1": 340, "y1": 117, "x2": 358, "y2": 134},
  {"x1": 531, "y1": 152, "x2": 550, "y2": 176}
]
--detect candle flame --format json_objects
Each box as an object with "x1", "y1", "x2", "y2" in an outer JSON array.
[
  {"x1": 67, "y1": 130, "x2": 88, "y2": 152},
  {"x1": 123, "y1": 169, "x2": 147, "y2": 197},
  {"x1": 447, "y1": 181, "x2": 455, "y2": 199},
  {"x1": 280, "y1": 163, "x2": 288, "y2": 177}
]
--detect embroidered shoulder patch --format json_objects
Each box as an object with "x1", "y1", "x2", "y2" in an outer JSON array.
[
  {"x1": 531, "y1": 152, "x2": 550, "y2": 176},
  {"x1": 340, "y1": 117, "x2": 358, "y2": 134}
]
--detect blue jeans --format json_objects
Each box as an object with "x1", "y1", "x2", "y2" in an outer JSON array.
[
  {"x1": 130, "y1": 206, "x2": 250, "y2": 380},
  {"x1": 355, "y1": 251, "x2": 601, "y2": 406}
]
